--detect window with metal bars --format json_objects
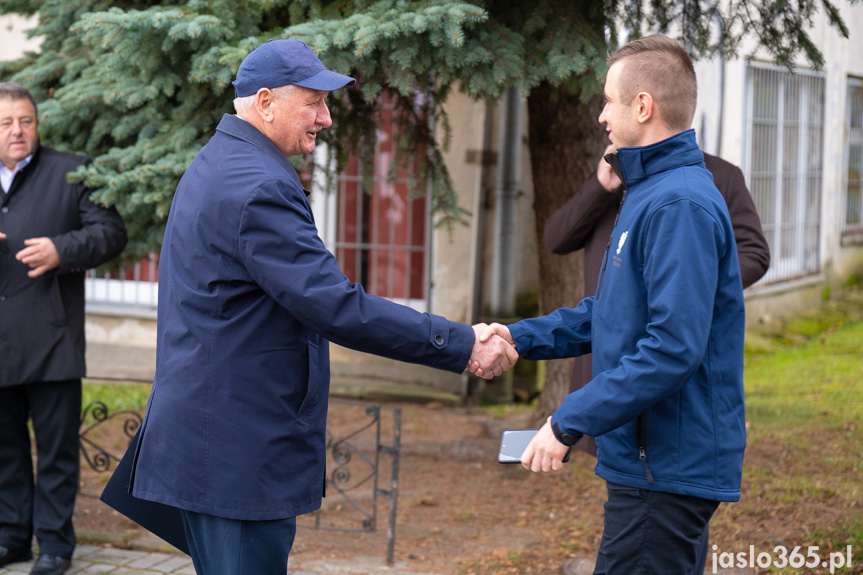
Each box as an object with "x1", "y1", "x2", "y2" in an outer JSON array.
[
  {"x1": 743, "y1": 63, "x2": 825, "y2": 283},
  {"x1": 85, "y1": 254, "x2": 159, "y2": 309},
  {"x1": 334, "y1": 98, "x2": 429, "y2": 309},
  {"x1": 844, "y1": 77, "x2": 863, "y2": 240}
]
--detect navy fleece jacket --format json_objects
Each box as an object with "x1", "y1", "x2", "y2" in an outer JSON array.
[{"x1": 509, "y1": 129, "x2": 746, "y2": 502}]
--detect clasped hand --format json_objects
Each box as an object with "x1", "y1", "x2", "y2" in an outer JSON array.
[{"x1": 467, "y1": 323, "x2": 517, "y2": 380}]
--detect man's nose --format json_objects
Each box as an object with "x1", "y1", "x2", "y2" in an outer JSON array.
[
  {"x1": 598, "y1": 104, "x2": 609, "y2": 124},
  {"x1": 318, "y1": 101, "x2": 333, "y2": 128},
  {"x1": 11, "y1": 120, "x2": 23, "y2": 135}
]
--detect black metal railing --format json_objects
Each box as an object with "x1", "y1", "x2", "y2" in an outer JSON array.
[
  {"x1": 78, "y1": 400, "x2": 142, "y2": 478},
  {"x1": 308, "y1": 401, "x2": 402, "y2": 564},
  {"x1": 78, "y1": 399, "x2": 402, "y2": 564}
]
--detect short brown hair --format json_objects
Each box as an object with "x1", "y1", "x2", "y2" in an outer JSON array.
[
  {"x1": 0, "y1": 82, "x2": 38, "y2": 116},
  {"x1": 607, "y1": 35, "x2": 696, "y2": 133}
]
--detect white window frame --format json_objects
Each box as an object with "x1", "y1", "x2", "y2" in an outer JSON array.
[
  {"x1": 843, "y1": 77, "x2": 863, "y2": 242},
  {"x1": 85, "y1": 254, "x2": 159, "y2": 316},
  {"x1": 743, "y1": 62, "x2": 825, "y2": 283}
]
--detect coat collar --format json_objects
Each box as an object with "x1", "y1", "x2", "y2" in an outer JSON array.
[
  {"x1": 609, "y1": 129, "x2": 704, "y2": 189},
  {"x1": 215, "y1": 114, "x2": 306, "y2": 194}
]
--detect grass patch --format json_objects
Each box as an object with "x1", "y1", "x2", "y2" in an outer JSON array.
[
  {"x1": 82, "y1": 380, "x2": 150, "y2": 423},
  {"x1": 733, "y1": 287, "x2": 863, "y2": 567},
  {"x1": 479, "y1": 402, "x2": 534, "y2": 420},
  {"x1": 810, "y1": 516, "x2": 863, "y2": 555},
  {"x1": 744, "y1": 321, "x2": 863, "y2": 432}
]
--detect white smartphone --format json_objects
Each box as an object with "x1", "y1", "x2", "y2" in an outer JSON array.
[
  {"x1": 497, "y1": 428, "x2": 539, "y2": 463},
  {"x1": 497, "y1": 428, "x2": 572, "y2": 464}
]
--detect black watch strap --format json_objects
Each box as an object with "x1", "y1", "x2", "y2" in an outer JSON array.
[{"x1": 552, "y1": 421, "x2": 582, "y2": 447}]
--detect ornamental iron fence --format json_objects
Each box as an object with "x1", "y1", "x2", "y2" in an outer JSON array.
[
  {"x1": 78, "y1": 400, "x2": 142, "y2": 478},
  {"x1": 77, "y1": 399, "x2": 402, "y2": 564}
]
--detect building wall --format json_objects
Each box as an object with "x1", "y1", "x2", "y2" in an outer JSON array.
[
  {"x1": 822, "y1": 3, "x2": 863, "y2": 284},
  {"x1": 327, "y1": 90, "x2": 540, "y2": 394},
  {"x1": 326, "y1": 90, "x2": 490, "y2": 393},
  {"x1": 477, "y1": 97, "x2": 540, "y2": 321},
  {"x1": 0, "y1": 14, "x2": 40, "y2": 60},
  {"x1": 328, "y1": 90, "x2": 541, "y2": 394},
  {"x1": 430, "y1": 92, "x2": 488, "y2": 323},
  {"x1": 693, "y1": 2, "x2": 863, "y2": 323}
]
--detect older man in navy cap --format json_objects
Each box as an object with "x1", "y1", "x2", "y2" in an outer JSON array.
[{"x1": 127, "y1": 39, "x2": 515, "y2": 574}]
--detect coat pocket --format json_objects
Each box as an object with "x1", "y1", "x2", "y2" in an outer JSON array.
[
  {"x1": 296, "y1": 340, "x2": 325, "y2": 427},
  {"x1": 48, "y1": 276, "x2": 68, "y2": 326}
]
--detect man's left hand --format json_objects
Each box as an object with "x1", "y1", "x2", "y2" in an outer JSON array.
[
  {"x1": 16, "y1": 237, "x2": 60, "y2": 277},
  {"x1": 521, "y1": 417, "x2": 571, "y2": 472}
]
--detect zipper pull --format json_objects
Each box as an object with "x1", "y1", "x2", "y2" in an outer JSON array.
[{"x1": 639, "y1": 446, "x2": 655, "y2": 484}]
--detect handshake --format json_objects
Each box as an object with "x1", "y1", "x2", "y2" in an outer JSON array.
[{"x1": 467, "y1": 323, "x2": 517, "y2": 380}]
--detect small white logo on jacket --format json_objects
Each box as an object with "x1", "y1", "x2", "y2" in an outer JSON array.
[{"x1": 616, "y1": 231, "x2": 628, "y2": 255}]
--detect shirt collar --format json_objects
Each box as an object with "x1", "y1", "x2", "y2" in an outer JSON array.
[{"x1": 0, "y1": 154, "x2": 33, "y2": 193}]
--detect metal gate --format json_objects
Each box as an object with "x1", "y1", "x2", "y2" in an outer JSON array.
[
  {"x1": 307, "y1": 401, "x2": 402, "y2": 564},
  {"x1": 78, "y1": 400, "x2": 142, "y2": 475},
  {"x1": 78, "y1": 399, "x2": 402, "y2": 564}
]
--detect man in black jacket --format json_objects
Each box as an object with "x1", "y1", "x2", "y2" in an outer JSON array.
[{"x1": 0, "y1": 82, "x2": 127, "y2": 575}]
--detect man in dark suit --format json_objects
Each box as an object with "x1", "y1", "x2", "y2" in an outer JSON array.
[
  {"x1": 0, "y1": 82, "x2": 127, "y2": 575},
  {"x1": 543, "y1": 144, "x2": 770, "y2": 574},
  {"x1": 128, "y1": 39, "x2": 515, "y2": 575}
]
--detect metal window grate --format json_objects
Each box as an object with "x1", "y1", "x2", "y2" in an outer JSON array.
[
  {"x1": 334, "y1": 98, "x2": 429, "y2": 309},
  {"x1": 844, "y1": 78, "x2": 863, "y2": 238},
  {"x1": 744, "y1": 64, "x2": 825, "y2": 283},
  {"x1": 85, "y1": 254, "x2": 159, "y2": 310}
]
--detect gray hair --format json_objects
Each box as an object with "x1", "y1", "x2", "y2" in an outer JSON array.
[
  {"x1": 233, "y1": 84, "x2": 297, "y2": 114},
  {"x1": 0, "y1": 82, "x2": 38, "y2": 115}
]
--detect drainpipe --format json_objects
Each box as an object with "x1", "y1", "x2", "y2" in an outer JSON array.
[
  {"x1": 469, "y1": 100, "x2": 495, "y2": 325},
  {"x1": 489, "y1": 84, "x2": 522, "y2": 403},
  {"x1": 491, "y1": 84, "x2": 521, "y2": 318},
  {"x1": 463, "y1": 99, "x2": 495, "y2": 399},
  {"x1": 425, "y1": 91, "x2": 436, "y2": 315}
]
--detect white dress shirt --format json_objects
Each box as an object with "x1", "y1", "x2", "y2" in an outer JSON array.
[{"x1": 1, "y1": 154, "x2": 33, "y2": 193}]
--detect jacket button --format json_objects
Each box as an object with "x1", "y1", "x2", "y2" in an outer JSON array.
[
  {"x1": 434, "y1": 334, "x2": 444, "y2": 346},
  {"x1": 1, "y1": 207, "x2": 8, "y2": 214},
  {"x1": 0, "y1": 294, "x2": 6, "y2": 301}
]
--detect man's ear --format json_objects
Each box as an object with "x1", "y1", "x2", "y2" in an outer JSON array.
[
  {"x1": 633, "y1": 92, "x2": 654, "y2": 125},
  {"x1": 255, "y1": 88, "x2": 276, "y2": 123}
]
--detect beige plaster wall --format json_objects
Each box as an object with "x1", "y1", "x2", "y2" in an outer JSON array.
[
  {"x1": 477, "y1": 98, "x2": 539, "y2": 321},
  {"x1": 0, "y1": 14, "x2": 41, "y2": 61},
  {"x1": 695, "y1": 2, "x2": 863, "y2": 324},
  {"x1": 430, "y1": 91, "x2": 488, "y2": 323}
]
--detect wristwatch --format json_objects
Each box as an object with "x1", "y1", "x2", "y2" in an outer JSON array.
[{"x1": 551, "y1": 421, "x2": 582, "y2": 447}]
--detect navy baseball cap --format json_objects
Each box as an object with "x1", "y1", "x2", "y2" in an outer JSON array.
[{"x1": 232, "y1": 39, "x2": 356, "y2": 98}]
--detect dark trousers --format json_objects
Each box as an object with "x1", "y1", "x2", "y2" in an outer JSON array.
[
  {"x1": 0, "y1": 380, "x2": 81, "y2": 558},
  {"x1": 593, "y1": 485, "x2": 719, "y2": 575},
  {"x1": 693, "y1": 524, "x2": 710, "y2": 575},
  {"x1": 180, "y1": 509, "x2": 297, "y2": 575}
]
